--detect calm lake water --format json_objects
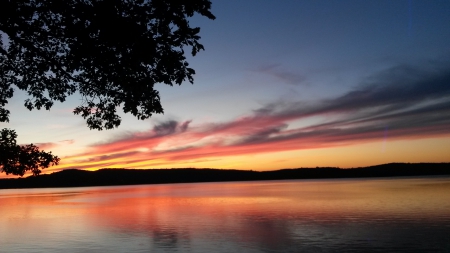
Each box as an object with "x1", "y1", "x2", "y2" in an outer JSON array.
[{"x1": 1, "y1": 177, "x2": 449, "y2": 252}]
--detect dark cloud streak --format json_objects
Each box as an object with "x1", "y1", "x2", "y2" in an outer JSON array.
[
  {"x1": 66, "y1": 62, "x2": 450, "y2": 166},
  {"x1": 257, "y1": 64, "x2": 306, "y2": 85}
]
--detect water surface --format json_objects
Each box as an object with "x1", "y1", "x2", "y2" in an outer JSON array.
[{"x1": 1, "y1": 177, "x2": 449, "y2": 252}]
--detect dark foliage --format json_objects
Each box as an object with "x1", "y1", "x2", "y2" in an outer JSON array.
[
  {"x1": 0, "y1": 0, "x2": 214, "y2": 175},
  {"x1": 0, "y1": 0, "x2": 215, "y2": 130},
  {"x1": 0, "y1": 128, "x2": 60, "y2": 176}
]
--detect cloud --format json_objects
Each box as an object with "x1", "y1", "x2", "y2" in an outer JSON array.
[
  {"x1": 252, "y1": 62, "x2": 450, "y2": 128},
  {"x1": 33, "y1": 139, "x2": 74, "y2": 150},
  {"x1": 325, "y1": 64, "x2": 450, "y2": 112},
  {"x1": 59, "y1": 139, "x2": 75, "y2": 145},
  {"x1": 153, "y1": 120, "x2": 180, "y2": 136},
  {"x1": 34, "y1": 142, "x2": 58, "y2": 150},
  {"x1": 84, "y1": 151, "x2": 143, "y2": 163},
  {"x1": 257, "y1": 64, "x2": 306, "y2": 85},
  {"x1": 55, "y1": 62, "x2": 450, "y2": 170},
  {"x1": 89, "y1": 120, "x2": 193, "y2": 154}
]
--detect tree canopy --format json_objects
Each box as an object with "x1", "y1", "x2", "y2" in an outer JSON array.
[
  {"x1": 0, "y1": 0, "x2": 215, "y2": 130},
  {"x1": 0, "y1": 128, "x2": 60, "y2": 176},
  {"x1": 0, "y1": 0, "x2": 215, "y2": 176}
]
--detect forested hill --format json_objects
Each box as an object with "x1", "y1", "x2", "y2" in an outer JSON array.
[{"x1": 0, "y1": 163, "x2": 449, "y2": 189}]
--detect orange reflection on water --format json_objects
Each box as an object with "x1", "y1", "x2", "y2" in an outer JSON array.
[{"x1": 1, "y1": 178, "x2": 450, "y2": 252}]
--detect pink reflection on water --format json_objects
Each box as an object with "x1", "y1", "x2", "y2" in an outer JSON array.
[{"x1": 0, "y1": 177, "x2": 450, "y2": 252}]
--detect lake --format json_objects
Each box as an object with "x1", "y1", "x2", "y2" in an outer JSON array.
[{"x1": 0, "y1": 177, "x2": 449, "y2": 252}]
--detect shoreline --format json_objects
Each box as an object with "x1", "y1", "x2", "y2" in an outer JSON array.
[{"x1": 1, "y1": 162, "x2": 449, "y2": 190}]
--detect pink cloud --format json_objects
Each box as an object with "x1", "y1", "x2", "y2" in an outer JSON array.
[{"x1": 55, "y1": 64, "x2": 450, "y2": 170}]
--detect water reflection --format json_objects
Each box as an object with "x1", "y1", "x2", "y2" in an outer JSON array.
[{"x1": 1, "y1": 177, "x2": 450, "y2": 252}]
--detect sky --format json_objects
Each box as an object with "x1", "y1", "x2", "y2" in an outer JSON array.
[{"x1": 1, "y1": 0, "x2": 450, "y2": 177}]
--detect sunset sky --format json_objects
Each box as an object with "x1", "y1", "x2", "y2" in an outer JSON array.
[{"x1": 2, "y1": 0, "x2": 450, "y2": 177}]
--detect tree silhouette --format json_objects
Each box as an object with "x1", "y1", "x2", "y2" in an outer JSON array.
[
  {"x1": 0, "y1": 0, "x2": 214, "y2": 175},
  {"x1": 0, "y1": 0, "x2": 215, "y2": 130},
  {"x1": 0, "y1": 129, "x2": 60, "y2": 176}
]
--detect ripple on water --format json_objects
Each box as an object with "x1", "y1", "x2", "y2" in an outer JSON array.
[{"x1": 0, "y1": 177, "x2": 449, "y2": 253}]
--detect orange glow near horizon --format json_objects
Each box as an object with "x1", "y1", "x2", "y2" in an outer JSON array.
[
  {"x1": 2, "y1": 103, "x2": 450, "y2": 179},
  {"x1": 1, "y1": 135, "x2": 445, "y2": 179}
]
